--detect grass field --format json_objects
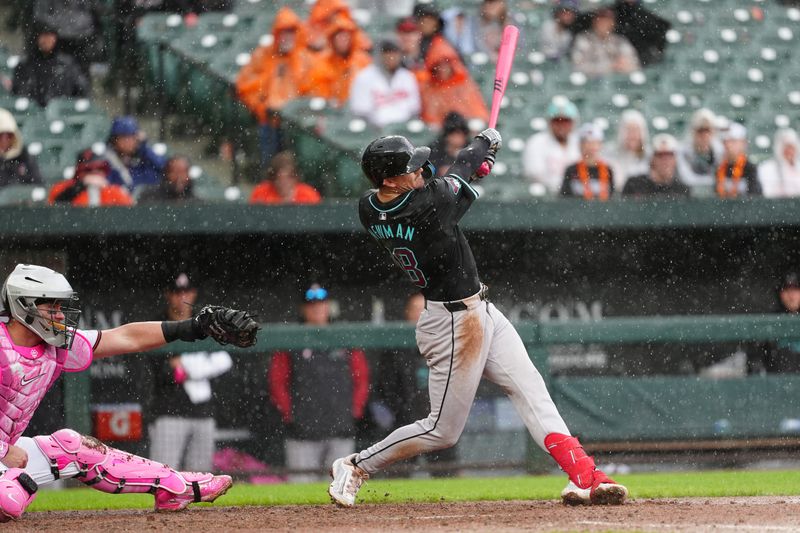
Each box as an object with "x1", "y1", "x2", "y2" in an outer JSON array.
[{"x1": 28, "y1": 469, "x2": 800, "y2": 512}]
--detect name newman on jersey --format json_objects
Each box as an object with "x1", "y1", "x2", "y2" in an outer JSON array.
[{"x1": 368, "y1": 223, "x2": 416, "y2": 241}]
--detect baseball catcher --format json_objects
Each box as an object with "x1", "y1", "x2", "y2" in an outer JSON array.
[
  {"x1": 0, "y1": 264, "x2": 259, "y2": 522},
  {"x1": 328, "y1": 130, "x2": 627, "y2": 508}
]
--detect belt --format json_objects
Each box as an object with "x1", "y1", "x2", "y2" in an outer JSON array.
[{"x1": 428, "y1": 284, "x2": 489, "y2": 313}]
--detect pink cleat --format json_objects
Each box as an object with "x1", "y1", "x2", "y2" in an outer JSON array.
[
  {"x1": 154, "y1": 473, "x2": 233, "y2": 512},
  {"x1": 0, "y1": 469, "x2": 38, "y2": 522}
]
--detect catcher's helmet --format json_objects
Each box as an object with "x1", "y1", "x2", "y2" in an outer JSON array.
[
  {"x1": 361, "y1": 135, "x2": 433, "y2": 187},
  {"x1": 1, "y1": 264, "x2": 81, "y2": 349}
]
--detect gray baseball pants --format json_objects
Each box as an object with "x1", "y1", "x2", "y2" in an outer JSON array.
[{"x1": 353, "y1": 287, "x2": 570, "y2": 474}]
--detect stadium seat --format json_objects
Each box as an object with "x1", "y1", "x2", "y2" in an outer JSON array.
[{"x1": 0, "y1": 184, "x2": 47, "y2": 206}]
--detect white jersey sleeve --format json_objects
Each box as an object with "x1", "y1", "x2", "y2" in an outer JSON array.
[{"x1": 63, "y1": 329, "x2": 98, "y2": 372}]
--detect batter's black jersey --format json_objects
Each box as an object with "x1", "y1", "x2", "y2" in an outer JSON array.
[{"x1": 359, "y1": 174, "x2": 481, "y2": 301}]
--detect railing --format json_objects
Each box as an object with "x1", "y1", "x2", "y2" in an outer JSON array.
[{"x1": 64, "y1": 313, "x2": 800, "y2": 443}]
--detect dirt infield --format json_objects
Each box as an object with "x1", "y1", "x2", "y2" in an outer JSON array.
[{"x1": 9, "y1": 497, "x2": 800, "y2": 532}]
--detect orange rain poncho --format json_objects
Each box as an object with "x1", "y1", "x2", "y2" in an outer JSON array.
[
  {"x1": 235, "y1": 7, "x2": 313, "y2": 124},
  {"x1": 419, "y1": 39, "x2": 489, "y2": 127},
  {"x1": 306, "y1": 0, "x2": 371, "y2": 53},
  {"x1": 300, "y1": 16, "x2": 371, "y2": 106}
]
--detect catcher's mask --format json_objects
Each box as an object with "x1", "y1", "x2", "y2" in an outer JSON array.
[
  {"x1": 1, "y1": 264, "x2": 81, "y2": 349},
  {"x1": 361, "y1": 135, "x2": 435, "y2": 187}
]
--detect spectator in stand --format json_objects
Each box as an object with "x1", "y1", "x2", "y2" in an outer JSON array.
[
  {"x1": 759, "y1": 128, "x2": 800, "y2": 198},
  {"x1": 571, "y1": 6, "x2": 639, "y2": 78},
  {"x1": 49, "y1": 148, "x2": 133, "y2": 206},
  {"x1": 349, "y1": 39, "x2": 421, "y2": 129},
  {"x1": 441, "y1": 0, "x2": 509, "y2": 62},
  {"x1": 747, "y1": 272, "x2": 800, "y2": 374},
  {"x1": 613, "y1": 0, "x2": 670, "y2": 66},
  {"x1": 607, "y1": 109, "x2": 650, "y2": 191},
  {"x1": 561, "y1": 123, "x2": 614, "y2": 200},
  {"x1": 148, "y1": 273, "x2": 233, "y2": 472},
  {"x1": 622, "y1": 134, "x2": 690, "y2": 197},
  {"x1": 0, "y1": 108, "x2": 43, "y2": 187},
  {"x1": 539, "y1": 0, "x2": 579, "y2": 62},
  {"x1": 250, "y1": 151, "x2": 321, "y2": 205},
  {"x1": 396, "y1": 17, "x2": 425, "y2": 73},
  {"x1": 716, "y1": 122, "x2": 761, "y2": 198},
  {"x1": 418, "y1": 38, "x2": 489, "y2": 127},
  {"x1": 268, "y1": 283, "x2": 369, "y2": 482},
  {"x1": 138, "y1": 155, "x2": 196, "y2": 203},
  {"x1": 236, "y1": 7, "x2": 312, "y2": 167},
  {"x1": 30, "y1": 0, "x2": 105, "y2": 73},
  {"x1": 306, "y1": 0, "x2": 371, "y2": 55},
  {"x1": 413, "y1": 4, "x2": 445, "y2": 59},
  {"x1": 301, "y1": 15, "x2": 371, "y2": 108},
  {"x1": 523, "y1": 96, "x2": 580, "y2": 195},
  {"x1": 102, "y1": 116, "x2": 166, "y2": 192},
  {"x1": 429, "y1": 111, "x2": 471, "y2": 177},
  {"x1": 12, "y1": 24, "x2": 90, "y2": 107},
  {"x1": 677, "y1": 108, "x2": 724, "y2": 190}
]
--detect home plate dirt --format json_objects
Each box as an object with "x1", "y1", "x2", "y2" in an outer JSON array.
[{"x1": 8, "y1": 497, "x2": 800, "y2": 532}]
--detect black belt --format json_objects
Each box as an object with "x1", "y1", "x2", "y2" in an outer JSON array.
[{"x1": 441, "y1": 285, "x2": 489, "y2": 313}]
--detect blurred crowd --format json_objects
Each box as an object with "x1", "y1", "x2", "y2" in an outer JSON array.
[{"x1": 1, "y1": 0, "x2": 799, "y2": 202}]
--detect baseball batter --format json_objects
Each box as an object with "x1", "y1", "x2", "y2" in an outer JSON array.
[
  {"x1": 0, "y1": 264, "x2": 258, "y2": 522},
  {"x1": 328, "y1": 131, "x2": 627, "y2": 507}
]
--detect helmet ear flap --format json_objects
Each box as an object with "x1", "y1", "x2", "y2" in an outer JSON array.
[{"x1": 422, "y1": 161, "x2": 435, "y2": 180}]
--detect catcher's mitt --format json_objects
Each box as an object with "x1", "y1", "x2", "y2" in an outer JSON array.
[{"x1": 194, "y1": 305, "x2": 260, "y2": 348}]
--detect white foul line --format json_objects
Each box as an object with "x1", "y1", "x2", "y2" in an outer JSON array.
[{"x1": 578, "y1": 520, "x2": 800, "y2": 532}]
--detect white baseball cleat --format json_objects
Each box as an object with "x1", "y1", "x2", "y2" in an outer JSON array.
[
  {"x1": 328, "y1": 453, "x2": 369, "y2": 508},
  {"x1": 561, "y1": 470, "x2": 628, "y2": 506}
]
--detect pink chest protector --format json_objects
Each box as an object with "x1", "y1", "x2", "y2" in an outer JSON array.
[{"x1": 0, "y1": 324, "x2": 93, "y2": 446}]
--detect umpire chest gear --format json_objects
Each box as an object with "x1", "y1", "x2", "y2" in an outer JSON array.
[{"x1": 361, "y1": 135, "x2": 434, "y2": 187}]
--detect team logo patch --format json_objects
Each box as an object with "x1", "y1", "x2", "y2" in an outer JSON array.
[{"x1": 444, "y1": 177, "x2": 461, "y2": 195}]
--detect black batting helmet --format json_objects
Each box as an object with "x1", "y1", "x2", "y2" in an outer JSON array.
[{"x1": 361, "y1": 136, "x2": 432, "y2": 187}]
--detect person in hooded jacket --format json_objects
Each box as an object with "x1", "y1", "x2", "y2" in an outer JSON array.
[
  {"x1": 12, "y1": 24, "x2": 89, "y2": 107},
  {"x1": 236, "y1": 7, "x2": 312, "y2": 165},
  {"x1": 606, "y1": 109, "x2": 650, "y2": 191},
  {"x1": 759, "y1": 128, "x2": 800, "y2": 198},
  {"x1": 0, "y1": 108, "x2": 43, "y2": 187},
  {"x1": 306, "y1": 0, "x2": 371, "y2": 55},
  {"x1": 301, "y1": 15, "x2": 372, "y2": 107},
  {"x1": 418, "y1": 38, "x2": 488, "y2": 127}
]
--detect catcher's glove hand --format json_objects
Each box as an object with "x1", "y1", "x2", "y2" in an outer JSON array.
[{"x1": 194, "y1": 305, "x2": 260, "y2": 348}]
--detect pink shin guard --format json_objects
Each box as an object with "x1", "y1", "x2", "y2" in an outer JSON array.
[
  {"x1": 0, "y1": 468, "x2": 38, "y2": 522},
  {"x1": 544, "y1": 433, "x2": 597, "y2": 489},
  {"x1": 33, "y1": 429, "x2": 211, "y2": 496}
]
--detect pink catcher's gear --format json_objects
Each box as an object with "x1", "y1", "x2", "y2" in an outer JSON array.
[
  {"x1": 154, "y1": 473, "x2": 233, "y2": 511},
  {"x1": 33, "y1": 429, "x2": 232, "y2": 510},
  {"x1": 0, "y1": 468, "x2": 38, "y2": 522}
]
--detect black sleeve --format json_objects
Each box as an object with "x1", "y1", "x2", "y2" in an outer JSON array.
[
  {"x1": 608, "y1": 167, "x2": 616, "y2": 195},
  {"x1": 448, "y1": 136, "x2": 490, "y2": 184},
  {"x1": 429, "y1": 174, "x2": 481, "y2": 224},
  {"x1": 621, "y1": 177, "x2": 636, "y2": 196}
]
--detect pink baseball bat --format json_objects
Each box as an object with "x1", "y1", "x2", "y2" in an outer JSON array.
[
  {"x1": 477, "y1": 25, "x2": 519, "y2": 177},
  {"x1": 488, "y1": 25, "x2": 519, "y2": 129}
]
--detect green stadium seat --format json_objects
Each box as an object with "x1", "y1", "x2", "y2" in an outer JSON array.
[
  {"x1": 709, "y1": 93, "x2": 761, "y2": 125},
  {"x1": 26, "y1": 139, "x2": 85, "y2": 183},
  {"x1": 0, "y1": 184, "x2": 47, "y2": 206},
  {"x1": 44, "y1": 98, "x2": 103, "y2": 120}
]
